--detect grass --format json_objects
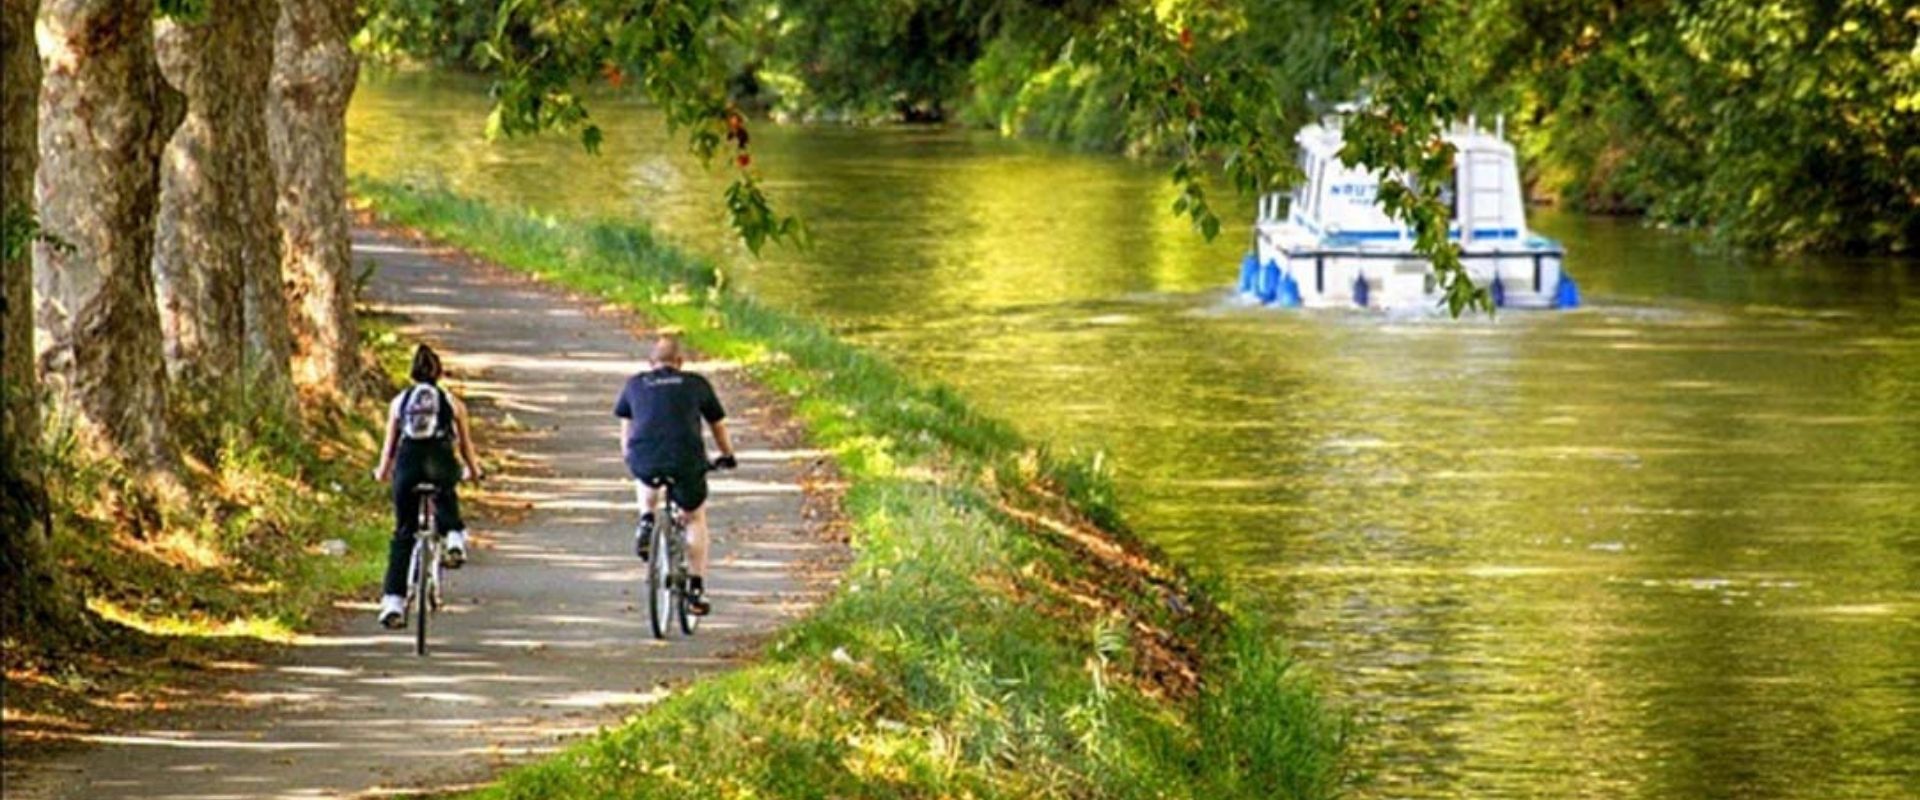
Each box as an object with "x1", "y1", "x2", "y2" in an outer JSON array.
[
  {"x1": 2, "y1": 317, "x2": 410, "y2": 747},
  {"x1": 353, "y1": 177, "x2": 1351, "y2": 799},
  {"x1": 37, "y1": 401, "x2": 389, "y2": 642}
]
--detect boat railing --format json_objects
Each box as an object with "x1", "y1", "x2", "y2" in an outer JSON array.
[{"x1": 1284, "y1": 247, "x2": 1565, "y2": 296}]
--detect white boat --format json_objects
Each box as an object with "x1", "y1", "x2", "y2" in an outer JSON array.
[{"x1": 1240, "y1": 115, "x2": 1579, "y2": 310}]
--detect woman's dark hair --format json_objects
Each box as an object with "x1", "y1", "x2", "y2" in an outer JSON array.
[{"x1": 410, "y1": 345, "x2": 443, "y2": 384}]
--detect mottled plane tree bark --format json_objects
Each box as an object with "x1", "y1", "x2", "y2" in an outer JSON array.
[
  {"x1": 154, "y1": 9, "x2": 244, "y2": 387},
  {"x1": 5, "y1": 0, "x2": 83, "y2": 641},
  {"x1": 2, "y1": 0, "x2": 37, "y2": 450},
  {"x1": 35, "y1": 0, "x2": 184, "y2": 467},
  {"x1": 271, "y1": 0, "x2": 362, "y2": 398},
  {"x1": 154, "y1": 0, "x2": 290, "y2": 398},
  {"x1": 233, "y1": 0, "x2": 291, "y2": 392}
]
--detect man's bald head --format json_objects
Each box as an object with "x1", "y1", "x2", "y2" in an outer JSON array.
[{"x1": 650, "y1": 335, "x2": 684, "y2": 368}]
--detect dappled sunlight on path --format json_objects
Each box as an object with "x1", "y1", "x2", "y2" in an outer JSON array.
[{"x1": 13, "y1": 229, "x2": 839, "y2": 800}]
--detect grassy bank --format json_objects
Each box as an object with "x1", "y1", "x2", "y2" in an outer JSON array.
[
  {"x1": 2, "y1": 326, "x2": 407, "y2": 747},
  {"x1": 353, "y1": 178, "x2": 1349, "y2": 799}
]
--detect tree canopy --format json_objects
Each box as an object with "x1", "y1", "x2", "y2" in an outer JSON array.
[{"x1": 361, "y1": 0, "x2": 1915, "y2": 317}]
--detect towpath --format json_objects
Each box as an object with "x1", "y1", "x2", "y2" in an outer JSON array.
[{"x1": 10, "y1": 227, "x2": 838, "y2": 799}]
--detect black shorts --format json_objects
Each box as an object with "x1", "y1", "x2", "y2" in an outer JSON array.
[{"x1": 639, "y1": 468, "x2": 709, "y2": 512}]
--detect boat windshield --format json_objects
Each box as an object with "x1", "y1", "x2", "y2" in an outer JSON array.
[{"x1": 1314, "y1": 161, "x2": 1401, "y2": 236}]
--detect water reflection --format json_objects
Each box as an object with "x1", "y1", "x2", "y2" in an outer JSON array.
[{"x1": 349, "y1": 70, "x2": 1920, "y2": 800}]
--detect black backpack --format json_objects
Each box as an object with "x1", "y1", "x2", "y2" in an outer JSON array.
[{"x1": 399, "y1": 384, "x2": 450, "y2": 441}]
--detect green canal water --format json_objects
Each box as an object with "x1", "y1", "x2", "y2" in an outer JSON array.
[{"x1": 349, "y1": 71, "x2": 1919, "y2": 799}]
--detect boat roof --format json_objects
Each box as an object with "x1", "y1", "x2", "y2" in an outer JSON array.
[{"x1": 1296, "y1": 119, "x2": 1516, "y2": 161}]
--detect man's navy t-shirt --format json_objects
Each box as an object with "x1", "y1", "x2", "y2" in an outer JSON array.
[{"x1": 614, "y1": 367, "x2": 725, "y2": 476}]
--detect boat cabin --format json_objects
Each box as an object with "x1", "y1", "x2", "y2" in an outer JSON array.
[{"x1": 1243, "y1": 116, "x2": 1576, "y2": 310}]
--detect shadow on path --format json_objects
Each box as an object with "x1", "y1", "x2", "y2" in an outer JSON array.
[{"x1": 10, "y1": 229, "x2": 838, "y2": 799}]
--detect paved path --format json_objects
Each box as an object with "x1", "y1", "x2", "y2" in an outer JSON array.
[{"x1": 12, "y1": 228, "x2": 836, "y2": 799}]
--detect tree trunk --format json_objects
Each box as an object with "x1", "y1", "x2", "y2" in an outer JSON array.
[
  {"x1": 5, "y1": 0, "x2": 90, "y2": 646},
  {"x1": 154, "y1": 0, "x2": 289, "y2": 399},
  {"x1": 35, "y1": 0, "x2": 183, "y2": 468},
  {"x1": 3, "y1": 0, "x2": 38, "y2": 453},
  {"x1": 235, "y1": 0, "x2": 291, "y2": 395},
  {"x1": 154, "y1": 10, "x2": 244, "y2": 387},
  {"x1": 271, "y1": 0, "x2": 361, "y2": 398}
]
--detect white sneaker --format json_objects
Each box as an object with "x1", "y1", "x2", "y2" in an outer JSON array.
[
  {"x1": 377, "y1": 594, "x2": 406, "y2": 629},
  {"x1": 444, "y1": 530, "x2": 468, "y2": 568}
]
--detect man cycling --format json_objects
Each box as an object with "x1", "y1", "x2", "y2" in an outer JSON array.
[
  {"x1": 373, "y1": 345, "x2": 483, "y2": 628},
  {"x1": 615, "y1": 335, "x2": 736, "y2": 616}
]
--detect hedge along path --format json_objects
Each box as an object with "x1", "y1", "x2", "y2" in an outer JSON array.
[{"x1": 16, "y1": 227, "x2": 845, "y2": 800}]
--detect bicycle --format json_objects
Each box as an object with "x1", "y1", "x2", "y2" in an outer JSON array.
[
  {"x1": 406, "y1": 483, "x2": 448, "y2": 656},
  {"x1": 635, "y1": 464, "x2": 723, "y2": 639}
]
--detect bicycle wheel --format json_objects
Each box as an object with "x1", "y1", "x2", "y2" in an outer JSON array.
[
  {"x1": 413, "y1": 540, "x2": 432, "y2": 656},
  {"x1": 647, "y1": 519, "x2": 671, "y2": 639}
]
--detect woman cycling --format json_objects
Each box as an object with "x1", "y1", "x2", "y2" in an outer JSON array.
[{"x1": 372, "y1": 345, "x2": 483, "y2": 629}]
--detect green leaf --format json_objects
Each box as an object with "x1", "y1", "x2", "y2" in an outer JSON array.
[
  {"x1": 484, "y1": 106, "x2": 506, "y2": 142},
  {"x1": 153, "y1": 0, "x2": 206, "y2": 20}
]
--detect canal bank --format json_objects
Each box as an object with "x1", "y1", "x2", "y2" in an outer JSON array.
[{"x1": 352, "y1": 179, "x2": 1351, "y2": 798}]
